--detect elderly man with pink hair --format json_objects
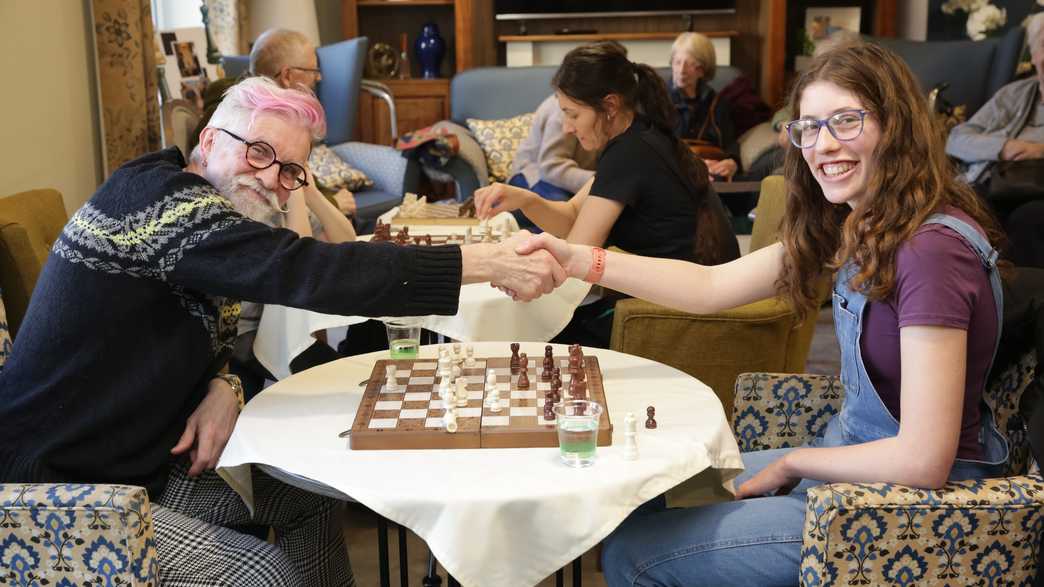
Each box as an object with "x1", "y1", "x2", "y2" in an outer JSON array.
[{"x1": 0, "y1": 77, "x2": 563, "y2": 586}]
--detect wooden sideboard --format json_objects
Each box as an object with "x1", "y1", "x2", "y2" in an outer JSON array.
[{"x1": 358, "y1": 78, "x2": 450, "y2": 146}]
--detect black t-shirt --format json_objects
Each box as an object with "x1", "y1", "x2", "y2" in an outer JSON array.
[{"x1": 590, "y1": 116, "x2": 700, "y2": 261}]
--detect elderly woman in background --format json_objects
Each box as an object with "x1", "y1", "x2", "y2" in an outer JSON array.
[{"x1": 669, "y1": 32, "x2": 741, "y2": 181}]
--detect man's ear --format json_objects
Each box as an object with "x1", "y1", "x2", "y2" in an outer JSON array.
[
  {"x1": 196, "y1": 127, "x2": 219, "y2": 167},
  {"x1": 277, "y1": 67, "x2": 293, "y2": 88}
]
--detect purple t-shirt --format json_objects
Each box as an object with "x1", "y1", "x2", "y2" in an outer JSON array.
[{"x1": 860, "y1": 208, "x2": 998, "y2": 460}]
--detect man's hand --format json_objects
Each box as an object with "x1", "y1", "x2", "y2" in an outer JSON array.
[
  {"x1": 465, "y1": 230, "x2": 566, "y2": 301},
  {"x1": 1000, "y1": 139, "x2": 1044, "y2": 161},
  {"x1": 333, "y1": 188, "x2": 357, "y2": 217},
  {"x1": 515, "y1": 232, "x2": 590, "y2": 281},
  {"x1": 170, "y1": 377, "x2": 240, "y2": 476},
  {"x1": 474, "y1": 183, "x2": 534, "y2": 220}
]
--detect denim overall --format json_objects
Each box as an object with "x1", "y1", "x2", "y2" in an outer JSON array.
[
  {"x1": 824, "y1": 212, "x2": 1009, "y2": 478},
  {"x1": 599, "y1": 213, "x2": 1010, "y2": 587}
]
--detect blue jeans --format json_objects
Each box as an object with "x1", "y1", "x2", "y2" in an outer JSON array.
[
  {"x1": 507, "y1": 173, "x2": 571, "y2": 231},
  {"x1": 601, "y1": 447, "x2": 815, "y2": 587}
]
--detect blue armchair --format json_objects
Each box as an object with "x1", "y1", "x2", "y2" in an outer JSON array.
[{"x1": 222, "y1": 37, "x2": 409, "y2": 233}]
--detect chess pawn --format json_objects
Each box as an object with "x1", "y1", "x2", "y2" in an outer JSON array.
[
  {"x1": 385, "y1": 364, "x2": 398, "y2": 391},
  {"x1": 646, "y1": 406, "x2": 657, "y2": 429},
  {"x1": 443, "y1": 403, "x2": 458, "y2": 433},
  {"x1": 424, "y1": 234, "x2": 432, "y2": 246},
  {"x1": 543, "y1": 402, "x2": 555, "y2": 421},
  {"x1": 487, "y1": 385, "x2": 502, "y2": 413},
  {"x1": 464, "y1": 344, "x2": 476, "y2": 368},
  {"x1": 455, "y1": 376, "x2": 469, "y2": 408},
  {"x1": 453, "y1": 342, "x2": 462, "y2": 361},
  {"x1": 437, "y1": 371, "x2": 451, "y2": 402},
  {"x1": 517, "y1": 353, "x2": 530, "y2": 389},
  {"x1": 623, "y1": 412, "x2": 639, "y2": 460},
  {"x1": 464, "y1": 226, "x2": 473, "y2": 244}
]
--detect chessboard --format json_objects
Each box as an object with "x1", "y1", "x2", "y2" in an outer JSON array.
[
  {"x1": 371, "y1": 220, "x2": 511, "y2": 246},
  {"x1": 349, "y1": 353, "x2": 613, "y2": 450}
]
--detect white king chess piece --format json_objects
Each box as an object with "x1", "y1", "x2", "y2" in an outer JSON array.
[
  {"x1": 443, "y1": 402, "x2": 458, "y2": 433},
  {"x1": 385, "y1": 364, "x2": 398, "y2": 392},
  {"x1": 623, "y1": 412, "x2": 639, "y2": 461}
]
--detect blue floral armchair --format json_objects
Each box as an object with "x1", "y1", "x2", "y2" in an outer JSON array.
[
  {"x1": 0, "y1": 483, "x2": 157, "y2": 586},
  {"x1": 732, "y1": 350, "x2": 1043, "y2": 586}
]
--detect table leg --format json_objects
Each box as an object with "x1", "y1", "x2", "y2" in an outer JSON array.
[
  {"x1": 378, "y1": 516, "x2": 390, "y2": 587},
  {"x1": 572, "y1": 558, "x2": 582, "y2": 587},
  {"x1": 556, "y1": 568, "x2": 564, "y2": 587},
  {"x1": 422, "y1": 549, "x2": 442, "y2": 587},
  {"x1": 398, "y1": 524, "x2": 409, "y2": 587}
]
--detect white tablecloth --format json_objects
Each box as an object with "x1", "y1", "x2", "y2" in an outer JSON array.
[
  {"x1": 218, "y1": 342, "x2": 743, "y2": 587},
  {"x1": 252, "y1": 216, "x2": 593, "y2": 379}
]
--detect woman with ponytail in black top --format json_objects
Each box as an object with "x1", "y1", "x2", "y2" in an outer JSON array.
[{"x1": 474, "y1": 42, "x2": 738, "y2": 346}]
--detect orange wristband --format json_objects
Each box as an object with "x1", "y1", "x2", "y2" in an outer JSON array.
[{"x1": 584, "y1": 247, "x2": 606, "y2": 283}]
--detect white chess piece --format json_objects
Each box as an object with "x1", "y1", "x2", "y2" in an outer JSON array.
[
  {"x1": 455, "y1": 376, "x2": 469, "y2": 408},
  {"x1": 385, "y1": 364, "x2": 398, "y2": 391},
  {"x1": 623, "y1": 412, "x2": 639, "y2": 461},
  {"x1": 464, "y1": 226, "x2": 473, "y2": 244},
  {"x1": 443, "y1": 402, "x2": 458, "y2": 433},
  {"x1": 487, "y1": 385, "x2": 502, "y2": 413},
  {"x1": 501, "y1": 218, "x2": 512, "y2": 237},
  {"x1": 464, "y1": 345, "x2": 476, "y2": 368}
]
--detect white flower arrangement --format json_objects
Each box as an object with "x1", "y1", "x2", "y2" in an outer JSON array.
[{"x1": 966, "y1": 4, "x2": 1008, "y2": 40}]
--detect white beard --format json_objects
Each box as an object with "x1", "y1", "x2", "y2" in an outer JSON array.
[{"x1": 220, "y1": 175, "x2": 281, "y2": 227}]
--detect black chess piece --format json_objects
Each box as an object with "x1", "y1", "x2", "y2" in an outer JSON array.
[
  {"x1": 510, "y1": 342, "x2": 520, "y2": 374},
  {"x1": 517, "y1": 353, "x2": 529, "y2": 389},
  {"x1": 645, "y1": 405, "x2": 657, "y2": 429},
  {"x1": 543, "y1": 403, "x2": 555, "y2": 421}
]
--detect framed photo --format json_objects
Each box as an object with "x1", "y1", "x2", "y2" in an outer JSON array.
[{"x1": 173, "y1": 41, "x2": 202, "y2": 78}]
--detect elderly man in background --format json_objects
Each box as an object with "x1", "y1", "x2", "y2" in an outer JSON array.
[
  {"x1": 0, "y1": 77, "x2": 562, "y2": 586},
  {"x1": 946, "y1": 13, "x2": 1044, "y2": 268}
]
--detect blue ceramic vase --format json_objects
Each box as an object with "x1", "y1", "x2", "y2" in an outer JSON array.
[{"x1": 414, "y1": 23, "x2": 446, "y2": 79}]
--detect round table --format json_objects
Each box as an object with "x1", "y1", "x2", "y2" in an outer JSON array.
[{"x1": 217, "y1": 342, "x2": 743, "y2": 587}]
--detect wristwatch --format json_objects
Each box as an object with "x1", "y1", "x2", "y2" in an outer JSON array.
[{"x1": 215, "y1": 373, "x2": 246, "y2": 410}]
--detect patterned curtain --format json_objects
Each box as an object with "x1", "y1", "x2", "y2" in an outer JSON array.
[
  {"x1": 92, "y1": 0, "x2": 161, "y2": 177},
  {"x1": 206, "y1": 0, "x2": 251, "y2": 57}
]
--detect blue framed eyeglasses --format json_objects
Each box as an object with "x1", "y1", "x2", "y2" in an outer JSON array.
[{"x1": 785, "y1": 109, "x2": 870, "y2": 149}]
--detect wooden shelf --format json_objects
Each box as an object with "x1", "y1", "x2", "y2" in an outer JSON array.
[
  {"x1": 498, "y1": 31, "x2": 739, "y2": 43},
  {"x1": 357, "y1": 0, "x2": 453, "y2": 6}
]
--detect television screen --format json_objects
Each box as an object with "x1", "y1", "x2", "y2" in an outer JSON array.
[{"x1": 495, "y1": 0, "x2": 735, "y2": 19}]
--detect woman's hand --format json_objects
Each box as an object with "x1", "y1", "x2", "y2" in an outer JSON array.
[
  {"x1": 474, "y1": 183, "x2": 534, "y2": 220},
  {"x1": 515, "y1": 232, "x2": 590, "y2": 281},
  {"x1": 734, "y1": 454, "x2": 800, "y2": 499},
  {"x1": 705, "y1": 158, "x2": 738, "y2": 181}
]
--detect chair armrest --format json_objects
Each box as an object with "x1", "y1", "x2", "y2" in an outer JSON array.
[
  {"x1": 0, "y1": 483, "x2": 158, "y2": 585},
  {"x1": 732, "y1": 372, "x2": 843, "y2": 452},
  {"x1": 329, "y1": 142, "x2": 407, "y2": 196},
  {"x1": 610, "y1": 297, "x2": 813, "y2": 418},
  {"x1": 361, "y1": 80, "x2": 397, "y2": 139},
  {"x1": 801, "y1": 474, "x2": 1044, "y2": 586},
  {"x1": 737, "y1": 121, "x2": 778, "y2": 173}
]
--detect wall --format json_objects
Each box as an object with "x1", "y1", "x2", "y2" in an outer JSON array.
[{"x1": 0, "y1": 0, "x2": 102, "y2": 214}]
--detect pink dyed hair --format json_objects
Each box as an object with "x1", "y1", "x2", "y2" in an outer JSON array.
[{"x1": 208, "y1": 76, "x2": 326, "y2": 141}]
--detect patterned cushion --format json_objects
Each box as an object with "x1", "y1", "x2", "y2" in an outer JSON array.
[
  {"x1": 800, "y1": 475, "x2": 1044, "y2": 586},
  {"x1": 0, "y1": 293, "x2": 11, "y2": 369},
  {"x1": 309, "y1": 144, "x2": 374, "y2": 192},
  {"x1": 466, "y1": 113, "x2": 534, "y2": 183},
  {"x1": 0, "y1": 483, "x2": 157, "y2": 586},
  {"x1": 732, "y1": 373, "x2": 843, "y2": 452},
  {"x1": 987, "y1": 350, "x2": 1038, "y2": 476}
]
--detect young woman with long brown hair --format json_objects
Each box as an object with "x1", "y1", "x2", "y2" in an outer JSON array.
[
  {"x1": 519, "y1": 43, "x2": 1010, "y2": 585},
  {"x1": 474, "y1": 42, "x2": 737, "y2": 347}
]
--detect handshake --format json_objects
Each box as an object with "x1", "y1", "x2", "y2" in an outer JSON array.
[{"x1": 462, "y1": 230, "x2": 591, "y2": 302}]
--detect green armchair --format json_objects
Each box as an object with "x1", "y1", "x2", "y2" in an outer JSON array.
[
  {"x1": 0, "y1": 483, "x2": 158, "y2": 586},
  {"x1": 611, "y1": 176, "x2": 820, "y2": 418},
  {"x1": 732, "y1": 349, "x2": 1043, "y2": 585}
]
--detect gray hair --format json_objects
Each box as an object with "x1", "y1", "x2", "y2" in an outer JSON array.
[
  {"x1": 670, "y1": 32, "x2": 716, "y2": 81},
  {"x1": 249, "y1": 29, "x2": 315, "y2": 78}
]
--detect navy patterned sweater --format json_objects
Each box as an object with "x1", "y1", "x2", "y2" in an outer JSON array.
[{"x1": 0, "y1": 148, "x2": 462, "y2": 496}]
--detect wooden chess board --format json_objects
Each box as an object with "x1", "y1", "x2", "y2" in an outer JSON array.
[
  {"x1": 373, "y1": 232, "x2": 507, "y2": 246},
  {"x1": 349, "y1": 355, "x2": 613, "y2": 450}
]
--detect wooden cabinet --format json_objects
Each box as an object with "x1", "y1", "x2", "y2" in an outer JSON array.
[{"x1": 358, "y1": 78, "x2": 450, "y2": 145}]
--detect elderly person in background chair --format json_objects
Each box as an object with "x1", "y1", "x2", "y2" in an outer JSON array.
[
  {"x1": 190, "y1": 28, "x2": 356, "y2": 219},
  {"x1": 947, "y1": 13, "x2": 1044, "y2": 269},
  {"x1": 669, "y1": 32, "x2": 740, "y2": 181},
  {"x1": 0, "y1": 77, "x2": 562, "y2": 587},
  {"x1": 507, "y1": 94, "x2": 600, "y2": 229}
]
